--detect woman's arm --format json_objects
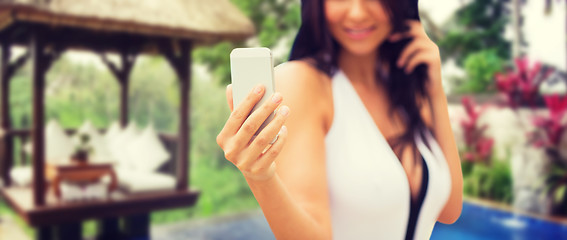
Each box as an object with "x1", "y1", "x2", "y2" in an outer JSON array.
[
  {"x1": 426, "y1": 89, "x2": 464, "y2": 224},
  {"x1": 219, "y1": 61, "x2": 333, "y2": 239},
  {"x1": 252, "y1": 61, "x2": 332, "y2": 239}
]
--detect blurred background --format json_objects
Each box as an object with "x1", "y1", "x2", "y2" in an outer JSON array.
[{"x1": 1, "y1": 0, "x2": 566, "y2": 239}]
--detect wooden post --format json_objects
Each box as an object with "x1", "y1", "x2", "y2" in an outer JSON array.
[
  {"x1": 29, "y1": 29, "x2": 59, "y2": 206},
  {"x1": 120, "y1": 78, "x2": 129, "y2": 128},
  {"x1": 37, "y1": 226, "x2": 53, "y2": 240},
  {"x1": 54, "y1": 222, "x2": 82, "y2": 240},
  {"x1": 511, "y1": 0, "x2": 522, "y2": 58},
  {"x1": 0, "y1": 41, "x2": 12, "y2": 186},
  {"x1": 161, "y1": 40, "x2": 191, "y2": 190},
  {"x1": 1, "y1": 41, "x2": 30, "y2": 186},
  {"x1": 123, "y1": 213, "x2": 150, "y2": 239},
  {"x1": 177, "y1": 42, "x2": 191, "y2": 190},
  {"x1": 96, "y1": 217, "x2": 120, "y2": 240},
  {"x1": 100, "y1": 52, "x2": 136, "y2": 128}
]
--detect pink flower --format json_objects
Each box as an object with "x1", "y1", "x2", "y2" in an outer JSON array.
[
  {"x1": 460, "y1": 97, "x2": 494, "y2": 163},
  {"x1": 544, "y1": 94, "x2": 567, "y2": 123},
  {"x1": 496, "y1": 57, "x2": 549, "y2": 108}
]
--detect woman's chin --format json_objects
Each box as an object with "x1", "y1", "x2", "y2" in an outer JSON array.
[{"x1": 342, "y1": 44, "x2": 380, "y2": 57}]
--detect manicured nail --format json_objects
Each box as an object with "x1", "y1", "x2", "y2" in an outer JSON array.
[
  {"x1": 279, "y1": 106, "x2": 289, "y2": 116},
  {"x1": 280, "y1": 125, "x2": 287, "y2": 134},
  {"x1": 272, "y1": 93, "x2": 282, "y2": 103},
  {"x1": 255, "y1": 85, "x2": 263, "y2": 94}
]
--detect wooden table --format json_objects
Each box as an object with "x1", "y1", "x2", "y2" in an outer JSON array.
[{"x1": 46, "y1": 163, "x2": 118, "y2": 199}]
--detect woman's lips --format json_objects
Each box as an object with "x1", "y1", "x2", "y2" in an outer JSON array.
[{"x1": 344, "y1": 26, "x2": 376, "y2": 40}]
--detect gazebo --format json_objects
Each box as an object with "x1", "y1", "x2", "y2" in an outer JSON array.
[{"x1": 0, "y1": 0, "x2": 254, "y2": 239}]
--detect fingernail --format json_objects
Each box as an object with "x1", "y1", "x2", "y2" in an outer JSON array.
[
  {"x1": 255, "y1": 85, "x2": 263, "y2": 94},
  {"x1": 272, "y1": 93, "x2": 282, "y2": 103},
  {"x1": 280, "y1": 125, "x2": 287, "y2": 134},
  {"x1": 279, "y1": 106, "x2": 289, "y2": 116}
]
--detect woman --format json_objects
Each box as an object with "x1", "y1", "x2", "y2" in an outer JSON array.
[{"x1": 216, "y1": 0, "x2": 463, "y2": 239}]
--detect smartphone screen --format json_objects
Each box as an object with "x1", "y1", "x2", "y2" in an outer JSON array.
[{"x1": 230, "y1": 48, "x2": 276, "y2": 136}]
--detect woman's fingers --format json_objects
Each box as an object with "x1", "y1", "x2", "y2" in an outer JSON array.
[
  {"x1": 236, "y1": 105, "x2": 289, "y2": 170},
  {"x1": 230, "y1": 92, "x2": 284, "y2": 152},
  {"x1": 405, "y1": 51, "x2": 432, "y2": 74},
  {"x1": 388, "y1": 32, "x2": 410, "y2": 42},
  {"x1": 243, "y1": 125, "x2": 288, "y2": 182},
  {"x1": 222, "y1": 84, "x2": 265, "y2": 135},
  {"x1": 397, "y1": 40, "x2": 425, "y2": 68},
  {"x1": 245, "y1": 105, "x2": 290, "y2": 162},
  {"x1": 388, "y1": 20, "x2": 424, "y2": 42},
  {"x1": 258, "y1": 125, "x2": 287, "y2": 161},
  {"x1": 217, "y1": 84, "x2": 265, "y2": 149},
  {"x1": 226, "y1": 84, "x2": 234, "y2": 112}
]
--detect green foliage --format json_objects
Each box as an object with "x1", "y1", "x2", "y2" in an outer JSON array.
[
  {"x1": 463, "y1": 159, "x2": 513, "y2": 204},
  {"x1": 437, "y1": 0, "x2": 511, "y2": 67},
  {"x1": 543, "y1": 158, "x2": 567, "y2": 216},
  {"x1": 0, "y1": 200, "x2": 34, "y2": 237},
  {"x1": 153, "y1": 159, "x2": 258, "y2": 223},
  {"x1": 193, "y1": 0, "x2": 301, "y2": 85},
  {"x1": 456, "y1": 50, "x2": 504, "y2": 93}
]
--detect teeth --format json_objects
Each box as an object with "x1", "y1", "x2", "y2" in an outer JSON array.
[{"x1": 346, "y1": 27, "x2": 372, "y2": 33}]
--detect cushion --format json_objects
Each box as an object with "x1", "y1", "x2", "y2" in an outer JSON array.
[
  {"x1": 114, "y1": 168, "x2": 175, "y2": 193},
  {"x1": 60, "y1": 181, "x2": 108, "y2": 201},
  {"x1": 107, "y1": 122, "x2": 139, "y2": 169},
  {"x1": 10, "y1": 166, "x2": 32, "y2": 186},
  {"x1": 126, "y1": 125, "x2": 170, "y2": 172},
  {"x1": 104, "y1": 121, "x2": 122, "y2": 143},
  {"x1": 45, "y1": 120, "x2": 74, "y2": 164}
]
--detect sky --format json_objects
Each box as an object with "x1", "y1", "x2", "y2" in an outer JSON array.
[{"x1": 419, "y1": 0, "x2": 469, "y2": 24}]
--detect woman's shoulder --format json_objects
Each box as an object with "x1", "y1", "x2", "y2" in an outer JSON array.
[
  {"x1": 274, "y1": 59, "x2": 330, "y2": 85},
  {"x1": 274, "y1": 59, "x2": 334, "y2": 131}
]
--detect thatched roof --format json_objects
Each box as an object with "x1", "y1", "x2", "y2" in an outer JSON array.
[{"x1": 0, "y1": 0, "x2": 255, "y2": 44}]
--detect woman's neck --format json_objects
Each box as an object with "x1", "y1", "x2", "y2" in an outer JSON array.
[{"x1": 337, "y1": 49, "x2": 378, "y2": 88}]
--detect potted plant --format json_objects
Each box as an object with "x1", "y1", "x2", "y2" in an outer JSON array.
[{"x1": 71, "y1": 133, "x2": 93, "y2": 166}]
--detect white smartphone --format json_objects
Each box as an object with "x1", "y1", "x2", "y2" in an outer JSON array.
[{"x1": 230, "y1": 47, "x2": 276, "y2": 136}]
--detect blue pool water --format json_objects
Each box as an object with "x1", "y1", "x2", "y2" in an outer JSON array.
[
  {"x1": 154, "y1": 201, "x2": 567, "y2": 240},
  {"x1": 431, "y1": 202, "x2": 567, "y2": 240}
]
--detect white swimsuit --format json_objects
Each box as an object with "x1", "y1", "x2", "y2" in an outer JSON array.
[{"x1": 325, "y1": 70, "x2": 452, "y2": 240}]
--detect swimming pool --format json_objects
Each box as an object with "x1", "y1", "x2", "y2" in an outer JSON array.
[
  {"x1": 153, "y1": 201, "x2": 567, "y2": 240},
  {"x1": 431, "y1": 201, "x2": 567, "y2": 240}
]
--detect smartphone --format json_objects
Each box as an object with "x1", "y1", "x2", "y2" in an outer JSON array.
[{"x1": 230, "y1": 47, "x2": 276, "y2": 136}]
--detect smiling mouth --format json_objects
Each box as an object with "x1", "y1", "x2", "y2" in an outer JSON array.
[{"x1": 344, "y1": 26, "x2": 377, "y2": 39}]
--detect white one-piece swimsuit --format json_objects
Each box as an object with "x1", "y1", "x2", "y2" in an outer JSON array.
[{"x1": 325, "y1": 70, "x2": 452, "y2": 240}]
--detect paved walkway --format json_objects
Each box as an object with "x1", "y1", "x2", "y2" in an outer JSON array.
[
  {"x1": 152, "y1": 209, "x2": 275, "y2": 240},
  {"x1": 0, "y1": 209, "x2": 273, "y2": 240},
  {"x1": 0, "y1": 215, "x2": 31, "y2": 240}
]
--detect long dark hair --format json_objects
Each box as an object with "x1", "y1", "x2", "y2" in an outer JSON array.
[{"x1": 289, "y1": 0, "x2": 432, "y2": 161}]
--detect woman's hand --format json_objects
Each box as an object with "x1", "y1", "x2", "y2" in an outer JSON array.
[
  {"x1": 216, "y1": 84, "x2": 290, "y2": 182},
  {"x1": 389, "y1": 20, "x2": 443, "y2": 96}
]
